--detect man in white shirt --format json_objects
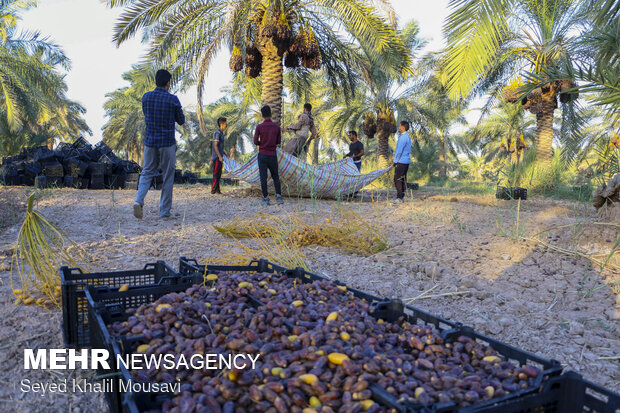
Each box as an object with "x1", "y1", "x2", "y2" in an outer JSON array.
[{"x1": 393, "y1": 121, "x2": 412, "y2": 203}]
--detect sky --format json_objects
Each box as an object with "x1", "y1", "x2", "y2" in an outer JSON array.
[{"x1": 21, "y1": 0, "x2": 451, "y2": 144}]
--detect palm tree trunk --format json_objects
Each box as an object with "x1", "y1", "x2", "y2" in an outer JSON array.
[
  {"x1": 535, "y1": 93, "x2": 556, "y2": 163},
  {"x1": 229, "y1": 137, "x2": 236, "y2": 161},
  {"x1": 377, "y1": 130, "x2": 390, "y2": 168},
  {"x1": 376, "y1": 111, "x2": 393, "y2": 168},
  {"x1": 511, "y1": 150, "x2": 518, "y2": 164},
  {"x1": 311, "y1": 137, "x2": 319, "y2": 165},
  {"x1": 439, "y1": 132, "x2": 446, "y2": 177},
  {"x1": 257, "y1": 37, "x2": 283, "y2": 124}
]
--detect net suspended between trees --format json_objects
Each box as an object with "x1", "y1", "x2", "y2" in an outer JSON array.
[{"x1": 222, "y1": 150, "x2": 392, "y2": 198}]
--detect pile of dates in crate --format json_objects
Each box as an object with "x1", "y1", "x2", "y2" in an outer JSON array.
[{"x1": 109, "y1": 272, "x2": 541, "y2": 413}]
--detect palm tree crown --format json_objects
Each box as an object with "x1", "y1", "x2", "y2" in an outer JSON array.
[
  {"x1": 105, "y1": 0, "x2": 413, "y2": 133},
  {"x1": 0, "y1": 0, "x2": 90, "y2": 156},
  {"x1": 443, "y1": 0, "x2": 586, "y2": 164}
]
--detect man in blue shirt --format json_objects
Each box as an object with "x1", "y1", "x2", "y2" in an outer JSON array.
[
  {"x1": 393, "y1": 121, "x2": 412, "y2": 203},
  {"x1": 211, "y1": 117, "x2": 227, "y2": 194},
  {"x1": 133, "y1": 69, "x2": 185, "y2": 220}
]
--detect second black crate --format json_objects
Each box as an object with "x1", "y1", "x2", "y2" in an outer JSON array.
[
  {"x1": 60, "y1": 261, "x2": 183, "y2": 348},
  {"x1": 475, "y1": 371, "x2": 619, "y2": 413}
]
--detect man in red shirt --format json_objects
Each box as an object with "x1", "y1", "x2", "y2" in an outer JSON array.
[{"x1": 253, "y1": 105, "x2": 284, "y2": 206}]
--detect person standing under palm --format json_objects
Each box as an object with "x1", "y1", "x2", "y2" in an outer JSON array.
[
  {"x1": 211, "y1": 117, "x2": 227, "y2": 194},
  {"x1": 283, "y1": 103, "x2": 318, "y2": 159},
  {"x1": 393, "y1": 121, "x2": 411, "y2": 203},
  {"x1": 254, "y1": 105, "x2": 284, "y2": 206},
  {"x1": 133, "y1": 69, "x2": 185, "y2": 220},
  {"x1": 344, "y1": 130, "x2": 365, "y2": 172}
]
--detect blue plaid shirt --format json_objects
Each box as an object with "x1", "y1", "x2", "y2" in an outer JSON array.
[{"x1": 142, "y1": 87, "x2": 185, "y2": 147}]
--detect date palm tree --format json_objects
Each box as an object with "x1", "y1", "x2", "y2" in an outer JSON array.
[
  {"x1": 319, "y1": 21, "x2": 423, "y2": 167},
  {"x1": 409, "y1": 61, "x2": 468, "y2": 177},
  {"x1": 0, "y1": 0, "x2": 90, "y2": 156},
  {"x1": 524, "y1": 0, "x2": 619, "y2": 126},
  {"x1": 442, "y1": 0, "x2": 585, "y2": 164},
  {"x1": 466, "y1": 102, "x2": 535, "y2": 164},
  {"x1": 102, "y1": 64, "x2": 157, "y2": 164},
  {"x1": 105, "y1": 0, "x2": 413, "y2": 132}
]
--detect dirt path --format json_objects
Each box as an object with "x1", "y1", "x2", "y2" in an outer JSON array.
[{"x1": 0, "y1": 186, "x2": 618, "y2": 412}]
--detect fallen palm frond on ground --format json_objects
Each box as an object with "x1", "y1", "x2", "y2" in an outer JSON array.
[
  {"x1": 213, "y1": 212, "x2": 280, "y2": 238},
  {"x1": 210, "y1": 213, "x2": 309, "y2": 270},
  {"x1": 286, "y1": 208, "x2": 389, "y2": 256},
  {"x1": 11, "y1": 194, "x2": 95, "y2": 308},
  {"x1": 207, "y1": 239, "x2": 310, "y2": 271},
  {"x1": 213, "y1": 206, "x2": 389, "y2": 257}
]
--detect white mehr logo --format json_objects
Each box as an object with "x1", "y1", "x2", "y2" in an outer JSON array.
[{"x1": 24, "y1": 349, "x2": 111, "y2": 370}]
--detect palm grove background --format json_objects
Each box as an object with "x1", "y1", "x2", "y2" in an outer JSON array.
[{"x1": 1, "y1": 0, "x2": 619, "y2": 196}]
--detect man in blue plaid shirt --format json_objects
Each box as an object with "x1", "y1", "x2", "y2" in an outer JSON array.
[{"x1": 133, "y1": 69, "x2": 185, "y2": 220}]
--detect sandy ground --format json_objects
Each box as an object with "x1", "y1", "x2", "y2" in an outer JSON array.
[{"x1": 0, "y1": 185, "x2": 618, "y2": 413}]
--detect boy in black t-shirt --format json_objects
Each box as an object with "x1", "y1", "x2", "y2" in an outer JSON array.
[
  {"x1": 211, "y1": 117, "x2": 226, "y2": 194},
  {"x1": 344, "y1": 130, "x2": 364, "y2": 172}
]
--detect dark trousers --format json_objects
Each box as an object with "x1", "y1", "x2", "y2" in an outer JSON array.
[
  {"x1": 258, "y1": 153, "x2": 281, "y2": 198},
  {"x1": 211, "y1": 159, "x2": 222, "y2": 194},
  {"x1": 354, "y1": 162, "x2": 362, "y2": 172},
  {"x1": 394, "y1": 163, "x2": 409, "y2": 199}
]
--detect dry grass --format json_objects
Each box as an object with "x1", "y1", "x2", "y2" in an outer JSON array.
[{"x1": 213, "y1": 206, "x2": 389, "y2": 263}]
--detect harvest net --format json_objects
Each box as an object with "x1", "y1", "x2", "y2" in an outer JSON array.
[{"x1": 223, "y1": 149, "x2": 392, "y2": 198}]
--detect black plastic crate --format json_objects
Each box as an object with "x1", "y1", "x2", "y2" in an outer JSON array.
[
  {"x1": 63, "y1": 176, "x2": 78, "y2": 188},
  {"x1": 35, "y1": 175, "x2": 62, "y2": 188},
  {"x1": 105, "y1": 174, "x2": 125, "y2": 190},
  {"x1": 88, "y1": 162, "x2": 106, "y2": 176},
  {"x1": 496, "y1": 186, "x2": 528, "y2": 201},
  {"x1": 512, "y1": 187, "x2": 527, "y2": 200},
  {"x1": 474, "y1": 371, "x2": 619, "y2": 413},
  {"x1": 126, "y1": 172, "x2": 140, "y2": 182},
  {"x1": 2, "y1": 174, "x2": 23, "y2": 186},
  {"x1": 90, "y1": 175, "x2": 105, "y2": 190},
  {"x1": 22, "y1": 174, "x2": 35, "y2": 186},
  {"x1": 32, "y1": 147, "x2": 56, "y2": 164},
  {"x1": 63, "y1": 157, "x2": 88, "y2": 177},
  {"x1": 86, "y1": 281, "x2": 202, "y2": 413},
  {"x1": 73, "y1": 136, "x2": 93, "y2": 151},
  {"x1": 24, "y1": 161, "x2": 42, "y2": 178},
  {"x1": 124, "y1": 181, "x2": 138, "y2": 190},
  {"x1": 85, "y1": 258, "x2": 562, "y2": 413},
  {"x1": 496, "y1": 186, "x2": 512, "y2": 200},
  {"x1": 60, "y1": 261, "x2": 181, "y2": 348},
  {"x1": 43, "y1": 161, "x2": 64, "y2": 177}
]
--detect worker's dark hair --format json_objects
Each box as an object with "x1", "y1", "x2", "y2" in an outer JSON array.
[
  {"x1": 348, "y1": 130, "x2": 358, "y2": 137},
  {"x1": 155, "y1": 69, "x2": 172, "y2": 87},
  {"x1": 400, "y1": 121, "x2": 410, "y2": 131},
  {"x1": 261, "y1": 105, "x2": 272, "y2": 118},
  {"x1": 304, "y1": 103, "x2": 312, "y2": 112},
  {"x1": 217, "y1": 117, "x2": 227, "y2": 127}
]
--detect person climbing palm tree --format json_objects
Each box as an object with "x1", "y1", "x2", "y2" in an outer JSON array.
[{"x1": 283, "y1": 103, "x2": 318, "y2": 159}]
